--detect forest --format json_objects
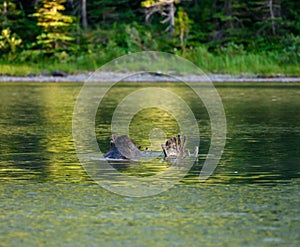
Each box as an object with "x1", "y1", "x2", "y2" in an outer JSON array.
[{"x1": 0, "y1": 0, "x2": 299, "y2": 76}]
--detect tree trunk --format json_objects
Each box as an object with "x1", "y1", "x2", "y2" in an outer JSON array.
[
  {"x1": 169, "y1": 2, "x2": 175, "y2": 37},
  {"x1": 225, "y1": 0, "x2": 234, "y2": 30},
  {"x1": 82, "y1": 0, "x2": 87, "y2": 30},
  {"x1": 3, "y1": 1, "x2": 7, "y2": 25},
  {"x1": 269, "y1": 0, "x2": 276, "y2": 35}
]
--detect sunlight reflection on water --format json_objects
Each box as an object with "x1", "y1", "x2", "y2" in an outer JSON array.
[{"x1": 0, "y1": 82, "x2": 299, "y2": 246}]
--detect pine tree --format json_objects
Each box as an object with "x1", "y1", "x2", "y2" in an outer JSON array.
[
  {"x1": 0, "y1": 1, "x2": 25, "y2": 31},
  {"x1": 250, "y1": 0, "x2": 282, "y2": 36},
  {"x1": 33, "y1": 0, "x2": 74, "y2": 50},
  {"x1": 212, "y1": 0, "x2": 249, "y2": 43}
]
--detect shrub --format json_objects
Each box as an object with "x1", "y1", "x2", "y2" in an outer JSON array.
[
  {"x1": 281, "y1": 34, "x2": 300, "y2": 63},
  {"x1": 0, "y1": 28, "x2": 22, "y2": 59}
]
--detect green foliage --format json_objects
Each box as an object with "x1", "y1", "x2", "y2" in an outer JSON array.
[
  {"x1": 125, "y1": 24, "x2": 143, "y2": 52},
  {"x1": 175, "y1": 7, "x2": 192, "y2": 51},
  {"x1": 218, "y1": 42, "x2": 246, "y2": 56},
  {"x1": 33, "y1": 0, "x2": 74, "y2": 50},
  {"x1": 17, "y1": 49, "x2": 45, "y2": 63},
  {"x1": 250, "y1": 0, "x2": 283, "y2": 36},
  {"x1": 0, "y1": 1, "x2": 23, "y2": 28},
  {"x1": 184, "y1": 46, "x2": 214, "y2": 70},
  {"x1": 281, "y1": 34, "x2": 300, "y2": 63},
  {"x1": 2, "y1": 45, "x2": 300, "y2": 76},
  {"x1": 211, "y1": 0, "x2": 249, "y2": 43},
  {"x1": 0, "y1": 27, "x2": 22, "y2": 58},
  {"x1": 183, "y1": 45, "x2": 292, "y2": 76},
  {"x1": 0, "y1": 0, "x2": 299, "y2": 76},
  {"x1": 125, "y1": 23, "x2": 158, "y2": 52},
  {"x1": 86, "y1": 0, "x2": 142, "y2": 29},
  {"x1": 0, "y1": 0, "x2": 34, "y2": 45}
]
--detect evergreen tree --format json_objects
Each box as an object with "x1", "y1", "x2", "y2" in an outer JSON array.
[
  {"x1": 250, "y1": 0, "x2": 282, "y2": 36},
  {"x1": 212, "y1": 0, "x2": 249, "y2": 43},
  {"x1": 33, "y1": 0, "x2": 74, "y2": 50},
  {"x1": 0, "y1": 1, "x2": 25, "y2": 31}
]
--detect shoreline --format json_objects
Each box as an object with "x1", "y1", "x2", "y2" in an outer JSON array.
[{"x1": 1, "y1": 73, "x2": 300, "y2": 83}]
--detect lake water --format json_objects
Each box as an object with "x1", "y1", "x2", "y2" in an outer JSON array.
[{"x1": 0, "y1": 82, "x2": 299, "y2": 246}]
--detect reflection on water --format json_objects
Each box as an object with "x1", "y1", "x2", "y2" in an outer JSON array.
[
  {"x1": 217, "y1": 83, "x2": 300, "y2": 185},
  {"x1": 0, "y1": 82, "x2": 299, "y2": 246}
]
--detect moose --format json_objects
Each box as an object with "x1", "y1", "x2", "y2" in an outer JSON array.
[{"x1": 104, "y1": 134, "x2": 198, "y2": 161}]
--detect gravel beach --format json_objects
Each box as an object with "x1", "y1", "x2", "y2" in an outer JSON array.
[{"x1": 1, "y1": 72, "x2": 300, "y2": 83}]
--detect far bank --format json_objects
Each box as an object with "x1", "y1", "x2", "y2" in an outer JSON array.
[{"x1": 1, "y1": 48, "x2": 300, "y2": 79}]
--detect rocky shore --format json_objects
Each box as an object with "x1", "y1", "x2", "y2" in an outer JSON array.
[{"x1": 1, "y1": 72, "x2": 300, "y2": 83}]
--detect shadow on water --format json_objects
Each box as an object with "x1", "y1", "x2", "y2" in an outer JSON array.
[{"x1": 205, "y1": 83, "x2": 300, "y2": 185}]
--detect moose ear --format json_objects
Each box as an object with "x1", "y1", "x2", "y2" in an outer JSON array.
[{"x1": 110, "y1": 134, "x2": 117, "y2": 143}]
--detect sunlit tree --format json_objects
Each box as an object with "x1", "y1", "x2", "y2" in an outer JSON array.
[
  {"x1": 175, "y1": 7, "x2": 192, "y2": 51},
  {"x1": 33, "y1": 0, "x2": 74, "y2": 50}
]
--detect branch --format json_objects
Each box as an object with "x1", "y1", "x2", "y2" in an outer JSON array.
[{"x1": 145, "y1": 5, "x2": 162, "y2": 23}]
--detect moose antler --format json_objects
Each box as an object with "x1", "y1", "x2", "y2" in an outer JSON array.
[{"x1": 161, "y1": 134, "x2": 198, "y2": 160}]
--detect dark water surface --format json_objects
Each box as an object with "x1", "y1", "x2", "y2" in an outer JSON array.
[{"x1": 0, "y1": 82, "x2": 299, "y2": 246}]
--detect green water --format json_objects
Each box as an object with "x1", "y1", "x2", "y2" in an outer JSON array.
[{"x1": 0, "y1": 82, "x2": 299, "y2": 246}]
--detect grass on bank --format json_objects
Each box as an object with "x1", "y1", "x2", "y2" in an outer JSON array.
[{"x1": 0, "y1": 46, "x2": 299, "y2": 77}]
